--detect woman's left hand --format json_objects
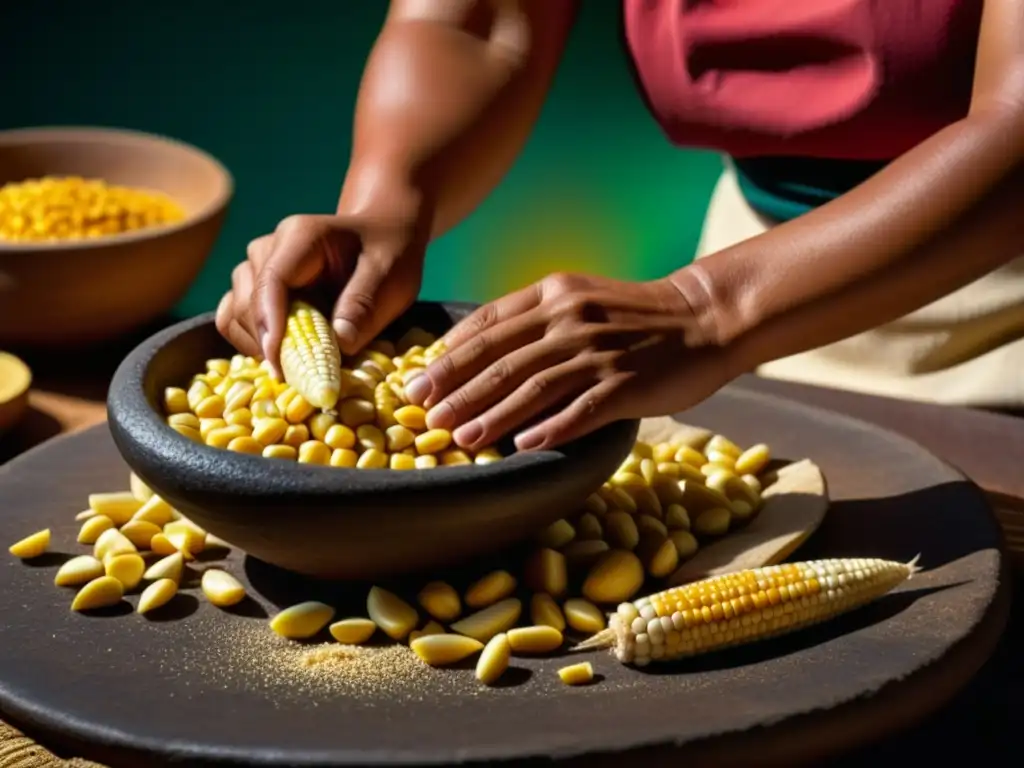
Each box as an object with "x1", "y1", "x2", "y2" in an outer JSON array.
[{"x1": 403, "y1": 272, "x2": 735, "y2": 452}]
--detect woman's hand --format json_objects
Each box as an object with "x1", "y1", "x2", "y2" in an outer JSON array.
[
  {"x1": 404, "y1": 272, "x2": 735, "y2": 452},
  {"x1": 215, "y1": 199, "x2": 429, "y2": 376}
]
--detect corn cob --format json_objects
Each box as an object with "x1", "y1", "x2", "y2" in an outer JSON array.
[
  {"x1": 573, "y1": 556, "x2": 920, "y2": 666},
  {"x1": 279, "y1": 301, "x2": 342, "y2": 411}
]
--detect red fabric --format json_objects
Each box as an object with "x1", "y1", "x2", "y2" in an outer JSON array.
[{"x1": 623, "y1": 0, "x2": 983, "y2": 160}]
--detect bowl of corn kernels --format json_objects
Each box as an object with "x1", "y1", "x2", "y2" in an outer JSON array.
[
  {"x1": 105, "y1": 301, "x2": 639, "y2": 581},
  {"x1": 0, "y1": 126, "x2": 232, "y2": 346}
]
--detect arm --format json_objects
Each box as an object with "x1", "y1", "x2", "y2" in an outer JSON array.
[
  {"x1": 673, "y1": 0, "x2": 1024, "y2": 370},
  {"x1": 336, "y1": 0, "x2": 579, "y2": 236}
]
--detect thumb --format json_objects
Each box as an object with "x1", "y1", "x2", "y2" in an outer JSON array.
[
  {"x1": 331, "y1": 250, "x2": 420, "y2": 355},
  {"x1": 254, "y1": 215, "x2": 340, "y2": 376}
]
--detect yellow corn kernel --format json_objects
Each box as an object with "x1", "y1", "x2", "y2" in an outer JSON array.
[
  {"x1": 536, "y1": 519, "x2": 576, "y2": 550},
  {"x1": 582, "y1": 493, "x2": 608, "y2": 516},
  {"x1": 449, "y1": 598, "x2": 521, "y2": 643},
  {"x1": 356, "y1": 424, "x2": 385, "y2": 453},
  {"x1": 187, "y1": 380, "x2": 213, "y2": 411},
  {"x1": 138, "y1": 578, "x2": 178, "y2": 614},
  {"x1": 195, "y1": 394, "x2": 226, "y2": 419},
  {"x1": 356, "y1": 448, "x2": 388, "y2": 469},
  {"x1": 282, "y1": 424, "x2": 309, "y2": 448},
  {"x1": 131, "y1": 495, "x2": 175, "y2": 527},
  {"x1": 201, "y1": 569, "x2": 246, "y2": 607},
  {"x1": 562, "y1": 540, "x2": 611, "y2": 569},
  {"x1": 250, "y1": 398, "x2": 280, "y2": 419},
  {"x1": 275, "y1": 386, "x2": 297, "y2": 414},
  {"x1": 339, "y1": 398, "x2": 376, "y2": 427},
  {"x1": 474, "y1": 447, "x2": 502, "y2": 465},
  {"x1": 55, "y1": 555, "x2": 105, "y2": 587},
  {"x1": 637, "y1": 533, "x2": 679, "y2": 579},
  {"x1": 323, "y1": 423, "x2": 356, "y2": 450},
  {"x1": 78, "y1": 515, "x2": 114, "y2": 545},
  {"x1": 475, "y1": 633, "x2": 511, "y2": 685},
  {"x1": 9, "y1": 528, "x2": 50, "y2": 559},
  {"x1": 329, "y1": 448, "x2": 358, "y2": 467},
  {"x1": 664, "y1": 504, "x2": 691, "y2": 531},
  {"x1": 575, "y1": 512, "x2": 603, "y2": 541},
  {"x1": 200, "y1": 417, "x2": 227, "y2": 440},
  {"x1": 705, "y1": 451, "x2": 737, "y2": 470},
  {"x1": 394, "y1": 405, "x2": 427, "y2": 430},
  {"x1": 367, "y1": 586, "x2": 419, "y2": 640},
  {"x1": 104, "y1": 553, "x2": 145, "y2": 591},
  {"x1": 129, "y1": 472, "x2": 153, "y2": 502},
  {"x1": 149, "y1": 533, "x2": 178, "y2": 557},
  {"x1": 279, "y1": 300, "x2": 342, "y2": 410},
  {"x1": 508, "y1": 625, "x2": 564, "y2": 654},
  {"x1": 206, "y1": 424, "x2": 250, "y2": 449},
  {"x1": 418, "y1": 581, "x2": 462, "y2": 623},
  {"x1": 557, "y1": 661, "x2": 595, "y2": 686},
  {"x1": 599, "y1": 556, "x2": 920, "y2": 666},
  {"x1": 652, "y1": 442, "x2": 678, "y2": 463},
  {"x1": 329, "y1": 618, "x2": 378, "y2": 645},
  {"x1": 225, "y1": 407, "x2": 253, "y2": 429},
  {"x1": 307, "y1": 412, "x2": 335, "y2": 442},
  {"x1": 582, "y1": 550, "x2": 644, "y2": 604},
  {"x1": 252, "y1": 417, "x2": 288, "y2": 446},
  {"x1": 440, "y1": 449, "x2": 472, "y2": 466},
  {"x1": 693, "y1": 507, "x2": 731, "y2": 537},
  {"x1": 270, "y1": 601, "x2": 335, "y2": 639},
  {"x1": 669, "y1": 529, "x2": 699, "y2": 559},
  {"x1": 674, "y1": 445, "x2": 706, "y2": 467},
  {"x1": 263, "y1": 444, "x2": 298, "y2": 461},
  {"x1": 523, "y1": 548, "x2": 568, "y2": 598},
  {"x1": 414, "y1": 454, "x2": 438, "y2": 469},
  {"x1": 227, "y1": 436, "x2": 263, "y2": 455},
  {"x1": 598, "y1": 485, "x2": 637, "y2": 514},
  {"x1": 705, "y1": 434, "x2": 742, "y2": 458},
  {"x1": 171, "y1": 424, "x2": 202, "y2": 443},
  {"x1": 285, "y1": 394, "x2": 315, "y2": 424},
  {"x1": 120, "y1": 521, "x2": 161, "y2": 549},
  {"x1": 225, "y1": 381, "x2": 256, "y2": 413},
  {"x1": 677, "y1": 479, "x2": 732, "y2": 512},
  {"x1": 206, "y1": 358, "x2": 231, "y2": 376},
  {"x1": 143, "y1": 552, "x2": 184, "y2": 583},
  {"x1": 530, "y1": 592, "x2": 566, "y2": 631},
  {"x1": 298, "y1": 440, "x2": 332, "y2": 465},
  {"x1": 88, "y1": 492, "x2": 142, "y2": 526},
  {"x1": 564, "y1": 598, "x2": 606, "y2": 634},
  {"x1": 410, "y1": 634, "x2": 484, "y2": 667},
  {"x1": 414, "y1": 429, "x2": 451, "y2": 455},
  {"x1": 731, "y1": 500, "x2": 756, "y2": 521},
  {"x1": 167, "y1": 413, "x2": 201, "y2": 431},
  {"x1": 93, "y1": 529, "x2": 136, "y2": 561},
  {"x1": 163, "y1": 387, "x2": 189, "y2": 414},
  {"x1": 637, "y1": 515, "x2": 668, "y2": 539},
  {"x1": 603, "y1": 511, "x2": 640, "y2": 551},
  {"x1": 390, "y1": 453, "x2": 417, "y2": 470},
  {"x1": 75, "y1": 509, "x2": 98, "y2": 522},
  {"x1": 214, "y1": 376, "x2": 235, "y2": 398},
  {"x1": 465, "y1": 570, "x2": 518, "y2": 609},
  {"x1": 71, "y1": 576, "x2": 125, "y2": 612},
  {"x1": 701, "y1": 461, "x2": 735, "y2": 478}
]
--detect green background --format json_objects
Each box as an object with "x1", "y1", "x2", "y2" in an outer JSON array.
[{"x1": 0, "y1": 0, "x2": 722, "y2": 315}]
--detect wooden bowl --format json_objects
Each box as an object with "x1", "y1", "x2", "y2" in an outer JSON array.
[
  {"x1": 105, "y1": 304, "x2": 639, "y2": 580},
  {"x1": 0, "y1": 351, "x2": 31, "y2": 435},
  {"x1": 0, "y1": 126, "x2": 233, "y2": 346}
]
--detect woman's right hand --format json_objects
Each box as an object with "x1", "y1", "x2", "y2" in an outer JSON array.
[{"x1": 215, "y1": 197, "x2": 430, "y2": 376}]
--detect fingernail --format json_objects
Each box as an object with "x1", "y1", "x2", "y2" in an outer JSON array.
[
  {"x1": 333, "y1": 318, "x2": 358, "y2": 348},
  {"x1": 427, "y1": 402, "x2": 456, "y2": 430},
  {"x1": 259, "y1": 330, "x2": 270, "y2": 357},
  {"x1": 514, "y1": 430, "x2": 544, "y2": 451},
  {"x1": 405, "y1": 375, "x2": 432, "y2": 404},
  {"x1": 454, "y1": 420, "x2": 483, "y2": 447}
]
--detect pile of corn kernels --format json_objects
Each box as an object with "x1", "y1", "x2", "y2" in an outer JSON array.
[
  {"x1": 0, "y1": 176, "x2": 185, "y2": 242},
  {"x1": 161, "y1": 326, "x2": 503, "y2": 469}
]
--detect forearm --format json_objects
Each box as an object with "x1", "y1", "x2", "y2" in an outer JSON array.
[
  {"x1": 680, "y1": 111, "x2": 1024, "y2": 371},
  {"x1": 336, "y1": 0, "x2": 577, "y2": 237}
]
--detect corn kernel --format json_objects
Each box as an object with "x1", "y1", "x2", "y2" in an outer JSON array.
[
  {"x1": 415, "y1": 429, "x2": 452, "y2": 455},
  {"x1": 298, "y1": 440, "x2": 331, "y2": 465},
  {"x1": 263, "y1": 444, "x2": 298, "y2": 460},
  {"x1": 330, "y1": 448, "x2": 358, "y2": 467}
]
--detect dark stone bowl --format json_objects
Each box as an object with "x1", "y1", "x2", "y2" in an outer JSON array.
[{"x1": 106, "y1": 303, "x2": 638, "y2": 580}]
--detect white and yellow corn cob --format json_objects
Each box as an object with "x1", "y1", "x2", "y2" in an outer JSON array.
[
  {"x1": 574, "y1": 556, "x2": 920, "y2": 666},
  {"x1": 279, "y1": 300, "x2": 342, "y2": 411}
]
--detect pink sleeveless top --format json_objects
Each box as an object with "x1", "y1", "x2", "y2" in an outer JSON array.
[{"x1": 623, "y1": 0, "x2": 983, "y2": 160}]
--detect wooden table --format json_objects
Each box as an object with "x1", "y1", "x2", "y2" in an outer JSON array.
[{"x1": 1, "y1": 327, "x2": 1022, "y2": 765}]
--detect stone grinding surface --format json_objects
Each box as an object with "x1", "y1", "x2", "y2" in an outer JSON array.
[{"x1": 0, "y1": 386, "x2": 1005, "y2": 767}]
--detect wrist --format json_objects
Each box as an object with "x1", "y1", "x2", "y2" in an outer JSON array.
[{"x1": 337, "y1": 160, "x2": 433, "y2": 228}]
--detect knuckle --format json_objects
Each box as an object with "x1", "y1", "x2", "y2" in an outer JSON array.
[
  {"x1": 343, "y1": 290, "x2": 376, "y2": 319},
  {"x1": 525, "y1": 373, "x2": 550, "y2": 400},
  {"x1": 275, "y1": 213, "x2": 311, "y2": 237},
  {"x1": 437, "y1": 351, "x2": 459, "y2": 381},
  {"x1": 469, "y1": 303, "x2": 497, "y2": 334},
  {"x1": 485, "y1": 358, "x2": 512, "y2": 389},
  {"x1": 446, "y1": 388, "x2": 472, "y2": 417},
  {"x1": 465, "y1": 333, "x2": 490, "y2": 364},
  {"x1": 541, "y1": 271, "x2": 580, "y2": 299}
]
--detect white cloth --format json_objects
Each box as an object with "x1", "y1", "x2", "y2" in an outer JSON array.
[{"x1": 695, "y1": 164, "x2": 1024, "y2": 406}]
